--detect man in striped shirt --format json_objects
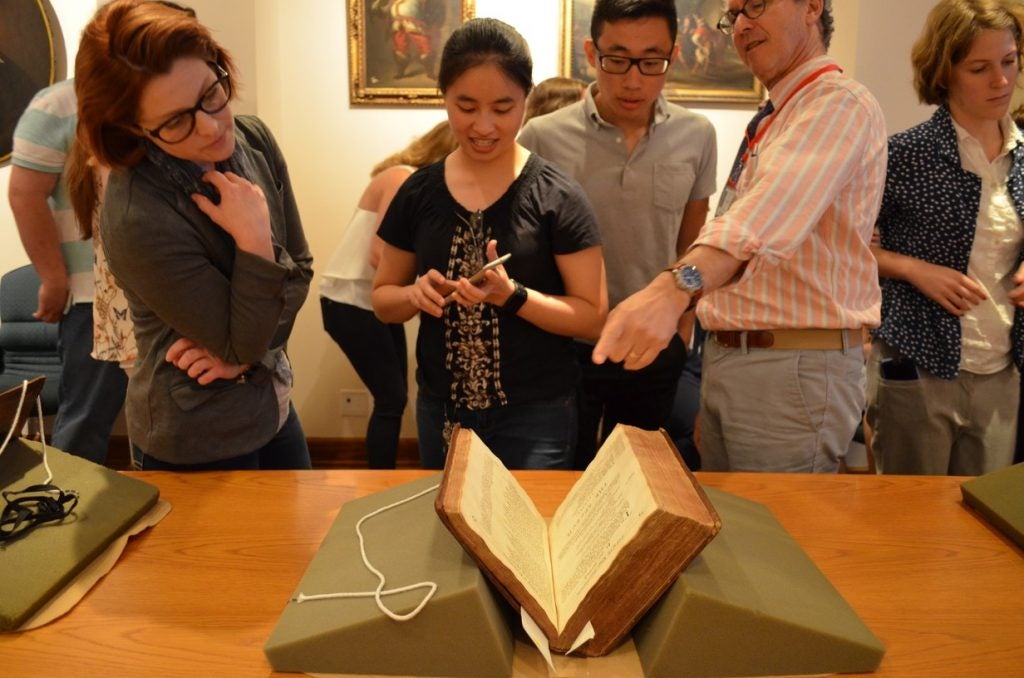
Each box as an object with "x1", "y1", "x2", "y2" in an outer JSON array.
[
  {"x1": 594, "y1": 0, "x2": 887, "y2": 473},
  {"x1": 8, "y1": 80, "x2": 128, "y2": 464}
]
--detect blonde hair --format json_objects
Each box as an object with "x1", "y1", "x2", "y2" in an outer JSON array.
[
  {"x1": 371, "y1": 121, "x2": 458, "y2": 176},
  {"x1": 912, "y1": 0, "x2": 1023, "y2": 105},
  {"x1": 524, "y1": 77, "x2": 587, "y2": 123}
]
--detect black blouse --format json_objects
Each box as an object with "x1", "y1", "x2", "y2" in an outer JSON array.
[{"x1": 378, "y1": 153, "x2": 601, "y2": 408}]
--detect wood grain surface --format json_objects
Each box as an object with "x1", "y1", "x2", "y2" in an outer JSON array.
[{"x1": 1, "y1": 470, "x2": 1021, "y2": 677}]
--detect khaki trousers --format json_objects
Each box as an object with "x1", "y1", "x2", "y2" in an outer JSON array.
[
  {"x1": 699, "y1": 335, "x2": 866, "y2": 473},
  {"x1": 866, "y1": 340, "x2": 1018, "y2": 476}
]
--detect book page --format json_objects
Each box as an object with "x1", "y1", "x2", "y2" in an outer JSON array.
[
  {"x1": 549, "y1": 427, "x2": 657, "y2": 624},
  {"x1": 457, "y1": 434, "x2": 557, "y2": 626}
]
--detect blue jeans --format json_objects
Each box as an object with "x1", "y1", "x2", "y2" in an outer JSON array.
[
  {"x1": 416, "y1": 393, "x2": 576, "y2": 470},
  {"x1": 53, "y1": 304, "x2": 128, "y2": 465},
  {"x1": 664, "y1": 324, "x2": 706, "y2": 471},
  {"x1": 321, "y1": 298, "x2": 407, "y2": 468},
  {"x1": 131, "y1": 402, "x2": 311, "y2": 470}
]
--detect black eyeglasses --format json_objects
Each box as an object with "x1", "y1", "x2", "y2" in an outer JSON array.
[
  {"x1": 717, "y1": 0, "x2": 770, "y2": 35},
  {"x1": 595, "y1": 51, "x2": 671, "y2": 76},
  {"x1": 140, "y1": 63, "x2": 232, "y2": 144}
]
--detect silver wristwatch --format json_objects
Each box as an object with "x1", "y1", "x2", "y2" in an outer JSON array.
[{"x1": 666, "y1": 263, "x2": 703, "y2": 309}]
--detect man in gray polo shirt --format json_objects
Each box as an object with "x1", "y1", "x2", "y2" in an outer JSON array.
[{"x1": 519, "y1": 0, "x2": 716, "y2": 469}]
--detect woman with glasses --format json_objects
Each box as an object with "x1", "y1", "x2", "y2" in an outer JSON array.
[
  {"x1": 868, "y1": 0, "x2": 1024, "y2": 475},
  {"x1": 372, "y1": 18, "x2": 607, "y2": 470},
  {"x1": 68, "y1": 0, "x2": 313, "y2": 470}
]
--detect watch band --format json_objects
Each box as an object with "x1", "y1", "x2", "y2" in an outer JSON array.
[
  {"x1": 665, "y1": 264, "x2": 703, "y2": 311},
  {"x1": 501, "y1": 279, "x2": 528, "y2": 315}
]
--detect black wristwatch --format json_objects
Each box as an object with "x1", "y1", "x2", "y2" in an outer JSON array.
[
  {"x1": 666, "y1": 263, "x2": 703, "y2": 310},
  {"x1": 501, "y1": 279, "x2": 528, "y2": 315}
]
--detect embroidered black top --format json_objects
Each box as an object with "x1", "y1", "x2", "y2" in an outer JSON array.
[{"x1": 378, "y1": 153, "x2": 601, "y2": 408}]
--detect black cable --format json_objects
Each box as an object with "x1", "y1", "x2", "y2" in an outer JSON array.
[{"x1": 0, "y1": 484, "x2": 79, "y2": 543}]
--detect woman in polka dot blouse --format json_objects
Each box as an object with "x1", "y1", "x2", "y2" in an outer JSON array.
[{"x1": 867, "y1": 0, "x2": 1024, "y2": 476}]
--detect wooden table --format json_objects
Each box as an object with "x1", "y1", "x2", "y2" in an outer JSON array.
[{"x1": 1, "y1": 471, "x2": 1021, "y2": 677}]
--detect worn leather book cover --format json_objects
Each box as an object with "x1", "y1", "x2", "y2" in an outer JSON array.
[{"x1": 435, "y1": 424, "x2": 721, "y2": 657}]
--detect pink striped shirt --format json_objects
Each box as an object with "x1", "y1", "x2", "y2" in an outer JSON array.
[{"x1": 695, "y1": 56, "x2": 886, "y2": 330}]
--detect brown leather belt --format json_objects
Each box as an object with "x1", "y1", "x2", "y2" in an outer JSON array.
[{"x1": 713, "y1": 328, "x2": 861, "y2": 350}]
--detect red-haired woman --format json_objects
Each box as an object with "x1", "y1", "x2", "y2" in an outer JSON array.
[{"x1": 69, "y1": 0, "x2": 313, "y2": 470}]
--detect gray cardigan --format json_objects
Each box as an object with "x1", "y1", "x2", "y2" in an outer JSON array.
[{"x1": 103, "y1": 116, "x2": 313, "y2": 464}]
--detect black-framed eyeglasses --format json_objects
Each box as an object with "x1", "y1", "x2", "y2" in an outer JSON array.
[
  {"x1": 595, "y1": 51, "x2": 671, "y2": 76},
  {"x1": 140, "y1": 63, "x2": 232, "y2": 144},
  {"x1": 717, "y1": 0, "x2": 770, "y2": 35}
]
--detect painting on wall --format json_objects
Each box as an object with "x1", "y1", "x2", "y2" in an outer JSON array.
[
  {"x1": 561, "y1": 0, "x2": 764, "y2": 105},
  {"x1": 0, "y1": 0, "x2": 65, "y2": 164},
  {"x1": 348, "y1": 0, "x2": 475, "y2": 106}
]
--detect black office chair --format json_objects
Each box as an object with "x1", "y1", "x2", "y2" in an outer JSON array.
[{"x1": 0, "y1": 265, "x2": 62, "y2": 416}]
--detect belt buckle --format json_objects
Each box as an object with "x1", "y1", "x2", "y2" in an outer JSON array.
[
  {"x1": 749, "y1": 330, "x2": 774, "y2": 349},
  {"x1": 715, "y1": 331, "x2": 739, "y2": 348}
]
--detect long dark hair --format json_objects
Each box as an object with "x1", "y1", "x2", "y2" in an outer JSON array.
[{"x1": 437, "y1": 18, "x2": 533, "y2": 97}]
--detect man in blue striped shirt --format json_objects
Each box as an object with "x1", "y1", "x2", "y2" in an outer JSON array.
[{"x1": 8, "y1": 79, "x2": 127, "y2": 465}]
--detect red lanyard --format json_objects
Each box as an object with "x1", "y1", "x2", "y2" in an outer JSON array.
[{"x1": 740, "y1": 64, "x2": 843, "y2": 166}]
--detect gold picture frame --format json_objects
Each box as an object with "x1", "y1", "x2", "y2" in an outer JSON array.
[
  {"x1": 1, "y1": 0, "x2": 65, "y2": 164},
  {"x1": 348, "y1": 0, "x2": 475, "y2": 106},
  {"x1": 560, "y1": 0, "x2": 764, "y2": 105}
]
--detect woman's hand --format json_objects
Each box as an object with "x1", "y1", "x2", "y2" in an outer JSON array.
[
  {"x1": 1009, "y1": 262, "x2": 1024, "y2": 308},
  {"x1": 192, "y1": 171, "x2": 274, "y2": 260},
  {"x1": 450, "y1": 240, "x2": 514, "y2": 308},
  {"x1": 904, "y1": 259, "x2": 986, "y2": 316},
  {"x1": 165, "y1": 337, "x2": 248, "y2": 385},
  {"x1": 408, "y1": 269, "x2": 455, "y2": 318}
]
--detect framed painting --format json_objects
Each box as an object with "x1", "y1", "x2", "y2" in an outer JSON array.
[
  {"x1": 0, "y1": 0, "x2": 65, "y2": 164},
  {"x1": 348, "y1": 0, "x2": 475, "y2": 106},
  {"x1": 560, "y1": 0, "x2": 764, "y2": 105}
]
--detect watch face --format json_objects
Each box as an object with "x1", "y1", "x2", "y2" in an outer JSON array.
[{"x1": 679, "y1": 265, "x2": 703, "y2": 291}]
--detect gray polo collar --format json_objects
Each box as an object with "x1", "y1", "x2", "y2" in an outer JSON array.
[{"x1": 584, "y1": 82, "x2": 670, "y2": 131}]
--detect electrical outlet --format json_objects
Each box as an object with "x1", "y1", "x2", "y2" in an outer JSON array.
[{"x1": 339, "y1": 390, "x2": 370, "y2": 417}]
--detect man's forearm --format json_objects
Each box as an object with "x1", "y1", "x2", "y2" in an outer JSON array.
[{"x1": 9, "y1": 166, "x2": 68, "y2": 285}]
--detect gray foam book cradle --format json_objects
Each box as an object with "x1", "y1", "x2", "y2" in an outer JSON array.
[{"x1": 264, "y1": 476, "x2": 884, "y2": 677}]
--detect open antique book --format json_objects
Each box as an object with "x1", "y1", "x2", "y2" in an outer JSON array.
[{"x1": 435, "y1": 424, "x2": 721, "y2": 657}]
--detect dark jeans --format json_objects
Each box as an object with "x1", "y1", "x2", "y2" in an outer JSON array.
[
  {"x1": 54, "y1": 304, "x2": 128, "y2": 465},
  {"x1": 131, "y1": 402, "x2": 310, "y2": 470},
  {"x1": 321, "y1": 298, "x2": 408, "y2": 468},
  {"x1": 416, "y1": 392, "x2": 577, "y2": 470},
  {"x1": 574, "y1": 335, "x2": 687, "y2": 470},
  {"x1": 664, "y1": 325, "x2": 706, "y2": 471}
]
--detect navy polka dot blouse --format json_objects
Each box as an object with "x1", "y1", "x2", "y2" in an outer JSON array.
[{"x1": 873, "y1": 105, "x2": 1024, "y2": 380}]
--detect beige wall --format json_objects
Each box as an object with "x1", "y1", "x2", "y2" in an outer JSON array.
[{"x1": 1, "y1": 0, "x2": 943, "y2": 440}]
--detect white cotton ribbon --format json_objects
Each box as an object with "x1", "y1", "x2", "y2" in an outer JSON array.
[
  {"x1": 0, "y1": 379, "x2": 52, "y2": 483},
  {"x1": 293, "y1": 483, "x2": 440, "y2": 622}
]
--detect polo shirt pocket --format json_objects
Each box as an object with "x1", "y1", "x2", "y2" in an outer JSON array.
[{"x1": 653, "y1": 162, "x2": 694, "y2": 212}]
